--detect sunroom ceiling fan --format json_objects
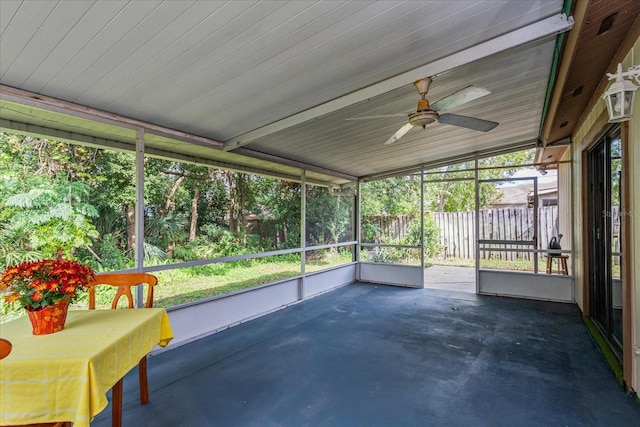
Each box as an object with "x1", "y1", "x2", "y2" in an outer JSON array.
[{"x1": 347, "y1": 78, "x2": 499, "y2": 145}]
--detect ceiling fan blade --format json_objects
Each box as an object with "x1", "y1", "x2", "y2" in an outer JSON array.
[
  {"x1": 384, "y1": 123, "x2": 414, "y2": 145},
  {"x1": 345, "y1": 114, "x2": 407, "y2": 121},
  {"x1": 431, "y1": 86, "x2": 491, "y2": 112},
  {"x1": 438, "y1": 113, "x2": 498, "y2": 132}
]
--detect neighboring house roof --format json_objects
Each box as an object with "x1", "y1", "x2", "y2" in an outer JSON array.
[{"x1": 493, "y1": 179, "x2": 557, "y2": 208}]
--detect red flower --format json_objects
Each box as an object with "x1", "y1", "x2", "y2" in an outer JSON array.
[
  {"x1": 0, "y1": 259, "x2": 95, "y2": 310},
  {"x1": 4, "y1": 293, "x2": 19, "y2": 304}
]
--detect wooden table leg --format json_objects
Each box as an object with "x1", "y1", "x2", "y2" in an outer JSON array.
[
  {"x1": 112, "y1": 378, "x2": 123, "y2": 427},
  {"x1": 139, "y1": 356, "x2": 149, "y2": 405},
  {"x1": 546, "y1": 256, "x2": 552, "y2": 274}
]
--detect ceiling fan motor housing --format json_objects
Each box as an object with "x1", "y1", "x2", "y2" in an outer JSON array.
[
  {"x1": 410, "y1": 78, "x2": 438, "y2": 128},
  {"x1": 409, "y1": 110, "x2": 439, "y2": 128}
]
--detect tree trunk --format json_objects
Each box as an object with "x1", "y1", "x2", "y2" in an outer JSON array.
[
  {"x1": 227, "y1": 172, "x2": 237, "y2": 232},
  {"x1": 437, "y1": 182, "x2": 452, "y2": 212},
  {"x1": 224, "y1": 171, "x2": 241, "y2": 233},
  {"x1": 237, "y1": 174, "x2": 246, "y2": 245},
  {"x1": 166, "y1": 242, "x2": 175, "y2": 258},
  {"x1": 189, "y1": 185, "x2": 200, "y2": 241},
  {"x1": 164, "y1": 174, "x2": 185, "y2": 217},
  {"x1": 125, "y1": 205, "x2": 135, "y2": 250}
]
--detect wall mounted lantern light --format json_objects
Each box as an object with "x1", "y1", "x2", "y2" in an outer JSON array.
[{"x1": 603, "y1": 63, "x2": 640, "y2": 123}]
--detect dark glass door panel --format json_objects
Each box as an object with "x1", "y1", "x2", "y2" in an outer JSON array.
[
  {"x1": 610, "y1": 139, "x2": 623, "y2": 346},
  {"x1": 587, "y1": 126, "x2": 622, "y2": 357}
]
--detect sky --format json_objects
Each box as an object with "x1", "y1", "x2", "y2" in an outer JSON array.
[{"x1": 501, "y1": 168, "x2": 557, "y2": 186}]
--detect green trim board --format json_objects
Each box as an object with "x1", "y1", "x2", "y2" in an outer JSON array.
[{"x1": 582, "y1": 316, "x2": 623, "y2": 386}]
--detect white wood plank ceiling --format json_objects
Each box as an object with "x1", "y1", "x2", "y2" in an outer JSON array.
[{"x1": 0, "y1": 0, "x2": 569, "y2": 185}]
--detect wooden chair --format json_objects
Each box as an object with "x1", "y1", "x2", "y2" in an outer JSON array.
[
  {"x1": 0, "y1": 338, "x2": 11, "y2": 359},
  {"x1": 87, "y1": 272, "x2": 158, "y2": 426},
  {"x1": 88, "y1": 272, "x2": 157, "y2": 310}
]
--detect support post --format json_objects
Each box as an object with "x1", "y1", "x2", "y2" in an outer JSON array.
[
  {"x1": 299, "y1": 170, "x2": 306, "y2": 301},
  {"x1": 135, "y1": 128, "x2": 145, "y2": 308},
  {"x1": 475, "y1": 156, "x2": 480, "y2": 294},
  {"x1": 420, "y1": 167, "x2": 425, "y2": 288}
]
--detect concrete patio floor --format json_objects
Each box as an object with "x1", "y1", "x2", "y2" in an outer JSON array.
[
  {"x1": 93, "y1": 282, "x2": 640, "y2": 426},
  {"x1": 424, "y1": 265, "x2": 475, "y2": 293}
]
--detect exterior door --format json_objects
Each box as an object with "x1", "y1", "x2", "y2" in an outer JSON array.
[{"x1": 587, "y1": 126, "x2": 622, "y2": 358}]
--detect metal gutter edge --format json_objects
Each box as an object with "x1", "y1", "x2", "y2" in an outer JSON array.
[{"x1": 538, "y1": 0, "x2": 577, "y2": 142}]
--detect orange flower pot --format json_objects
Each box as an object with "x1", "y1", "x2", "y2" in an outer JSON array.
[{"x1": 26, "y1": 298, "x2": 70, "y2": 335}]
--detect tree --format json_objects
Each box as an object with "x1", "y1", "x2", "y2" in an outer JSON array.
[
  {"x1": 306, "y1": 186, "x2": 354, "y2": 246},
  {"x1": 0, "y1": 134, "x2": 100, "y2": 266},
  {"x1": 2, "y1": 174, "x2": 99, "y2": 260},
  {"x1": 361, "y1": 176, "x2": 421, "y2": 217},
  {"x1": 89, "y1": 150, "x2": 136, "y2": 253},
  {"x1": 424, "y1": 149, "x2": 536, "y2": 212},
  {"x1": 252, "y1": 177, "x2": 301, "y2": 248}
]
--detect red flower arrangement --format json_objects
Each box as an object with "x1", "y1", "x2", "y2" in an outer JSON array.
[{"x1": 0, "y1": 259, "x2": 95, "y2": 310}]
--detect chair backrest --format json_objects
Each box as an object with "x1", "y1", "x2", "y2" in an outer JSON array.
[
  {"x1": 87, "y1": 273, "x2": 158, "y2": 309},
  {"x1": 0, "y1": 338, "x2": 11, "y2": 359}
]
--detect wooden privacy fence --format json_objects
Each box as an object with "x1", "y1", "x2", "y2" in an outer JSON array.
[
  {"x1": 252, "y1": 206, "x2": 589, "y2": 261},
  {"x1": 362, "y1": 214, "x2": 414, "y2": 241},
  {"x1": 433, "y1": 206, "x2": 559, "y2": 260}
]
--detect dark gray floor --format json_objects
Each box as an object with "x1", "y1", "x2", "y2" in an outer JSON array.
[{"x1": 93, "y1": 282, "x2": 640, "y2": 427}]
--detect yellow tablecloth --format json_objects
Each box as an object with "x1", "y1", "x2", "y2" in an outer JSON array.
[{"x1": 0, "y1": 308, "x2": 173, "y2": 426}]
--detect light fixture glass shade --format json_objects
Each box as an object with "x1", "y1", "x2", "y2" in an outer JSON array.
[{"x1": 603, "y1": 78, "x2": 638, "y2": 123}]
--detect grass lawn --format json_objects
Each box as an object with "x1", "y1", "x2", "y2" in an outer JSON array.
[
  {"x1": 151, "y1": 252, "x2": 354, "y2": 307},
  {"x1": 153, "y1": 261, "x2": 301, "y2": 307},
  {"x1": 2, "y1": 251, "x2": 582, "y2": 322},
  {"x1": 0, "y1": 255, "x2": 353, "y2": 322},
  {"x1": 428, "y1": 256, "x2": 564, "y2": 272}
]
